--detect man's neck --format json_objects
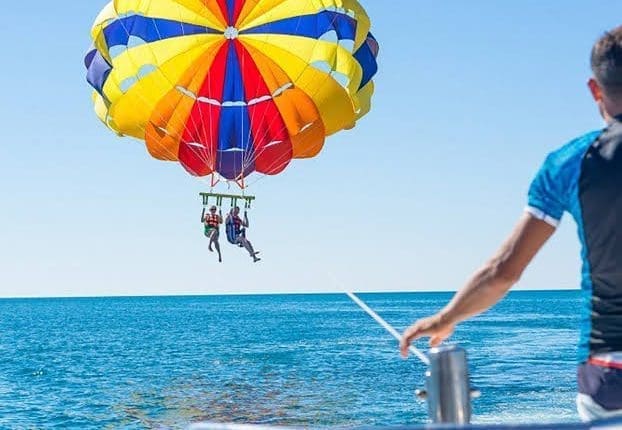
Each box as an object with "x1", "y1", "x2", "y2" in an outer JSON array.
[{"x1": 605, "y1": 103, "x2": 622, "y2": 123}]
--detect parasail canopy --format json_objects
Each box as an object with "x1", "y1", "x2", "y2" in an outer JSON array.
[{"x1": 85, "y1": 0, "x2": 379, "y2": 188}]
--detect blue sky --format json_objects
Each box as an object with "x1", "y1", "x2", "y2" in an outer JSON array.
[{"x1": 0, "y1": 1, "x2": 618, "y2": 297}]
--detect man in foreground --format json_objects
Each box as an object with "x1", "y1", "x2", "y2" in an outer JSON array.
[{"x1": 400, "y1": 26, "x2": 622, "y2": 421}]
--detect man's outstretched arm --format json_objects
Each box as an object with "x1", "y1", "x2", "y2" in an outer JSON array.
[{"x1": 400, "y1": 212, "x2": 556, "y2": 356}]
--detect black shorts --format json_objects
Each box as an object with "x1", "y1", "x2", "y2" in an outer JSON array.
[{"x1": 578, "y1": 362, "x2": 622, "y2": 410}]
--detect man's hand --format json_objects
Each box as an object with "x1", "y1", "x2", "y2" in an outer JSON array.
[{"x1": 400, "y1": 314, "x2": 455, "y2": 357}]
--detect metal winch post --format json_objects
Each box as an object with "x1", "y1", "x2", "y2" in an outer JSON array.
[{"x1": 424, "y1": 345, "x2": 473, "y2": 424}]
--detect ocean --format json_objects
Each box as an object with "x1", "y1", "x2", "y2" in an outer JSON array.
[{"x1": 0, "y1": 291, "x2": 582, "y2": 429}]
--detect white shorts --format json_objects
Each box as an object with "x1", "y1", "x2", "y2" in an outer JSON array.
[{"x1": 577, "y1": 393, "x2": 622, "y2": 422}]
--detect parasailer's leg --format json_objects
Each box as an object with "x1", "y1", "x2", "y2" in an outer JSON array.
[
  {"x1": 213, "y1": 231, "x2": 222, "y2": 263},
  {"x1": 207, "y1": 229, "x2": 215, "y2": 252},
  {"x1": 238, "y1": 237, "x2": 260, "y2": 262},
  {"x1": 207, "y1": 229, "x2": 221, "y2": 262}
]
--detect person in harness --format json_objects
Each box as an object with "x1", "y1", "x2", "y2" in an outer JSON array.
[
  {"x1": 201, "y1": 205, "x2": 223, "y2": 263},
  {"x1": 225, "y1": 206, "x2": 260, "y2": 263}
]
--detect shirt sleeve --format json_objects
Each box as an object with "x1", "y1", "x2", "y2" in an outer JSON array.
[{"x1": 526, "y1": 153, "x2": 567, "y2": 227}]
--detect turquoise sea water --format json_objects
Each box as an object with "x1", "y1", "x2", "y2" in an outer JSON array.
[{"x1": 0, "y1": 291, "x2": 582, "y2": 429}]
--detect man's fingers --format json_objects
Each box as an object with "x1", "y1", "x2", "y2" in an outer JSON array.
[
  {"x1": 400, "y1": 315, "x2": 456, "y2": 357},
  {"x1": 399, "y1": 327, "x2": 418, "y2": 358},
  {"x1": 400, "y1": 321, "x2": 432, "y2": 358},
  {"x1": 399, "y1": 343, "x2": 409, "y2": 358}
]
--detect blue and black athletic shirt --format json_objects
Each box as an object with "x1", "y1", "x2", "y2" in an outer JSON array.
[{"x1": 527, "y1": 116, "x2": 622, "y2": 362}]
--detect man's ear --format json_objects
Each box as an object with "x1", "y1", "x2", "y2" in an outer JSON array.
[{"x1": 588, "y1": 78, "x2": 603, "y2": 102}]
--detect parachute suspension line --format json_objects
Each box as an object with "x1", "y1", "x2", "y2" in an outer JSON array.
[
  {"x1": 236, "y1": 0, "x2": 317, "y2": 187},
  {"x1": 242, "y1": 0, "x2": 342, "y2": 191},
  {"x1": 169, "y1": 5, "x2": 222, "y2": 176},
  {"x1": 236, "y1": 177, "x2": 245, "y2": 190},
  {"x1": 239, "y1": 39, "x2": 247, "y2": 185},
  {"x1": 110, "y1": 15, "x2": 216, "y2": 180},
  {"x1": 97, "y1": 0, "x2": 373, "y2": 194},
  {"x1": 233, "y1": 0, "x2": 349, "y2": 192},
  {"x1": 132, "y1": 0, "x2": 318, "y2": 191},
  {"x1": 103, "y1": 65, "x2": 210, "y2": 180},
  {"x1": 109, "y1": 94, "x2": 214, "y2": 190},
  {"x1": 174, "y1": 3, "x2": 218, "y2": 177},
  {"x1": 210, "y1": 174, "x2": 219, "y2": 189},
  {"x1": 93, "y1": 12, "x2": 219, "y2": 193},
  {"x1": 143, "y1": 16, "x2": 210, "y2": 168},
  {"x1": 241, "y1": 79, "x2": 335, "y2": 191},
  {"x1": 244, "y1": 0, "x2": 313, "y2": 179},
  {"x1": 241, "y1": 2, "x2": 278, "y2": 178},
  {"x1": 121, "y1": 3, "x2": 224, "y2": 181}
]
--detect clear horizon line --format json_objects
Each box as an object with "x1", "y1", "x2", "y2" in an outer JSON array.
[{"x1": 0, "y1": 288, "x2": 580, "y2": 300}]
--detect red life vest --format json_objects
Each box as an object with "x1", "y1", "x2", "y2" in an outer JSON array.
[{"x1": 205, "y1": 214, "x2": 220, "y2": 228}]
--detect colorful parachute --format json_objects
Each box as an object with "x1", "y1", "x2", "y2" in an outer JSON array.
[{"x1": 85, "y1": 0, "x2": 379, "y2": 187}]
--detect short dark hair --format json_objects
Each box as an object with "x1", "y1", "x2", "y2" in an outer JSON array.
[{"x1": 591, "y1": 26, "x2": 622, "y2": 96}]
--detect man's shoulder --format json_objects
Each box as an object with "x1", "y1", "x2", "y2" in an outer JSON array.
[
  {"x1": 527, "y1": 130, "x2": 603, "y2": 220},
  {"x1": 544, "y1": 130, "x2": 603, "y2": 168}
]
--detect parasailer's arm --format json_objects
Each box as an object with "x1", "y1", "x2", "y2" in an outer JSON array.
[
  {"x1": 400, "y1": 212, "x2": 556, "y2": 355},
  {"x1": 242, "y1": 211, "x2": 249, "y2": 228}
]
